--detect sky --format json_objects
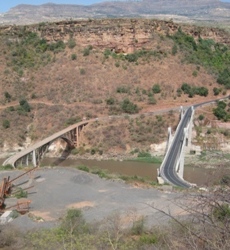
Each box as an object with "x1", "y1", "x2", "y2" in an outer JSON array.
[{"x1": 1, "y1": 0, "x2": 230, "y2": 13}]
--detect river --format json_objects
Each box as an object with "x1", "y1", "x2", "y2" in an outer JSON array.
[{"x1": 1, "y1": 157, "x2": 229, "y2": 186}]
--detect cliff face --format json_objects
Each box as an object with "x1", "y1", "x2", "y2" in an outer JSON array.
[{"x1": 1, "y1": 19, "x2": 229, "y2": 54}]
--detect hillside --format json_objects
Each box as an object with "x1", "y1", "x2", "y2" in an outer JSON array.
[
  {"x1": 0, "y1": 18, "x2": 230, "y2": 156},
  {"x1": 0, "y1": 0, "x2": 230, "y2": 26}
]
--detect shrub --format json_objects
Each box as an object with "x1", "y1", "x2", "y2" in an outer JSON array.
[
  {"x1": 196, "y1": 86, "x2": 208, "y2": 97},
  {"x1": 71, "y1": 53, "x2": 77, "y2": 60},
  {"x1": 65, "y1": 116, "x2": 81, "y2": 126},
  {"x1": 198, "y1": 114, "x2": 204, "y2": 121},
  {"x1": 0, "y1": 164, "x2": 13, "y2": 170},
  {"x1": 15, "y1": 188, "x2": 27, "y2": 198},
  {"x1": 131, "y1": 217, "x2": 145, "y2": 235},
  {"x1": 83, "y1": 45, "x2": 92, "y2": 56},
  {"x1": 138, "y1": 151, "x2": 151, "y2": 158},
  {"x1": 104, "y1": 49, "x2": 111, "y2": 58},
  {"x1": 19, "y1": 99, "x2": 31, "y2": 112},
  {"x1": 139, "y1": 234, "x2": 158, "y2": 244},
  {"x1": 116, "y1": 86, "x2": 130, "y2": 94},
  {"x1": 2, "y1": 119, "x2": 10, "y2": 129},
  {"x1": 115, "y1": 61, "x2": 120, "y2": 67},
  {"x1": 192, "y1": 70, "x2": 198, "y2": 77},
  {"x1": 90, "y1": 148, "x2": 96, "y2": 155},
  {"x1": 152, "y1": 84, "x2": 161, "y2": 94},
  {"x1": 125, "y1": 53, "x2": 138, "y2": 62},
  {"x1": 172, "y1": 44, "x2": 178, "y2": 55},
  {"x1": 106, "y1": 97, "x2": 115, "y2": 105},
  {"x1": 213, "y1": 87, "x2": 221, "y2": 96},
  {"x1": 80, "y1": 68, "x2": 85, "y2": 75},
  {"x1": 78, "y1": 165, "x2": 89, "y2": 172},
  {"x1": 148, "y1": 96, "x2": 157, "y2": 105},
  {"x1": 67, "y1": 38, "x2": 76, "y2": 49},
  {"x1": 4, "y1": 91, "x2": 11, "y2": 102},
  {"x1": 213, "y1": 203, "x2": 230, "y2": 222},
  {"x1": 121, "y1": 98, "x2": 139, "y2": 114}
]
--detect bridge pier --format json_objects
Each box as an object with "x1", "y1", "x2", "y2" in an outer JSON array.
[{"x1": 32, "y1": 150, "x2": 36, "y2": 167}]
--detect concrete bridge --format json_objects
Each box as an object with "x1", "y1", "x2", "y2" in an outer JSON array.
[
  {"x1": 3, "y1": 120, "x2": 92, "y2": 168},
  {"x1": 158, "y1": 106, "x2": 194, "y2": 187}
]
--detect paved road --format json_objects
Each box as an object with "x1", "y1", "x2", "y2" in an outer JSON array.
[{"x1": 160, "y1": 107, "x2": 193, "y2": 188}]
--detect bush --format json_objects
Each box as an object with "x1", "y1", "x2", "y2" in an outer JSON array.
[
  {"x1": 106, "y1": 97, "x2": 115, "y2": 105},
  {"x1": 213, "y1": 203, "x2": 230, "y2": 222},
  {"x1": 15, "y1": 188, "x2": 27, "y2": 198},
  {"x1": 78, "y1": 165, "x2": 89, "y2": 172},
  {"x1": 83, "y1": 45, "x2": 92, "y2": 56},
  {"x1": 116, "y1": 86, "x2": 130, "y2": 94},
  {"x1": 125, "y1": 53, "x2": 138, "y2": 62},
  {"x1": 152, "y1": 84, "x2": 161, "y2": 94},
  {"x1": 65, "y1": 116, "x2": 81, "y2": 126},
  {"x1": 139, "y1": 234, "x2": 158, "y2": 244},
  {"x1": 138, "y1": 151, "x2": 151, "y2": 158},
  {"x1": 80, "y1": 68, "x2": 85, "y2": 75},
  {"x1": 172, "y1": 44, "x2": 178, "y2": 55},
  {"x1": 131, "y1": 217, "x2": 145, "y2": 235},
  {"x1": 4, "y1": 91, "x2": 11, "y2": 102},
  {"x1": 19, "y1": 99, "x2": 31, "y2": 112},
  {"x1": 213, "y1": 87, "x2": 221, "y2": 96},
  {"x1": 67, "y1": 38, "x2": 76, "y2": 49},
  {"x1": 198, "y1": 114, "x2": 204, "y2": 121},
  {"x1": 71, "y1": 53, "x2": 77, "y2": 60},
  {"x1": 148, "y1": 96, "x2": 157, "y2": 105},
  {"x1": 0, "y1": 164, "x2": 13, "y2": 170},
  {"x1": 2, "y1": 119, "x2": 10, "y2": 129},
  {"x1": 121, "y1": 98, "x2": 139, "y2": 114}
]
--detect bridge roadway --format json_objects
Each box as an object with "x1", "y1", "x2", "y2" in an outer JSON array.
[
  {"x1": 160, "y1": 107, "x2": 192, "y2": 188},
  {"x1": 159, "y1": 96, "x2": 230, "y2": 187}
]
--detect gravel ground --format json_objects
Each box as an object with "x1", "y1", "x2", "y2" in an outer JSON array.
[{"x1": 0, "y1": 167, "x2": 183, "y2": 231}]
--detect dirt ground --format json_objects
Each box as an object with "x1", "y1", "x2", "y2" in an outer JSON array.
[{"x1": 0, "y1": 167, "x2": 186, "y2": 231}]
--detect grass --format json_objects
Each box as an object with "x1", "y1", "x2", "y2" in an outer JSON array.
[
  {"x1": 129, "y1": 156, "x2": 162, "y2": 164},
  {"x1": 0, "y1": 164, "x2": 14, "y2": 171},
  {"x1": 76, "y1": 164, "x2": 161, "y2": 186}
]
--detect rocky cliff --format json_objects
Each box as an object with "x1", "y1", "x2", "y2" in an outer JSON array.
[{"x1": 1, "y1": 19, "x2": 229, "y2": 54}]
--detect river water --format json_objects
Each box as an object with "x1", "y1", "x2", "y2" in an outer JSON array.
[
  {"x1": 41, "y1": 157, "x2": 229, "y2": 186},
  {"x1": 1, "y1": 157, "x2": 229, "y2": 186}
]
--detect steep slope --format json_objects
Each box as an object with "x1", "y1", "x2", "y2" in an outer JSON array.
[{"x1": 0, "y1": 19, "x2": 229, "y2": 155}]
